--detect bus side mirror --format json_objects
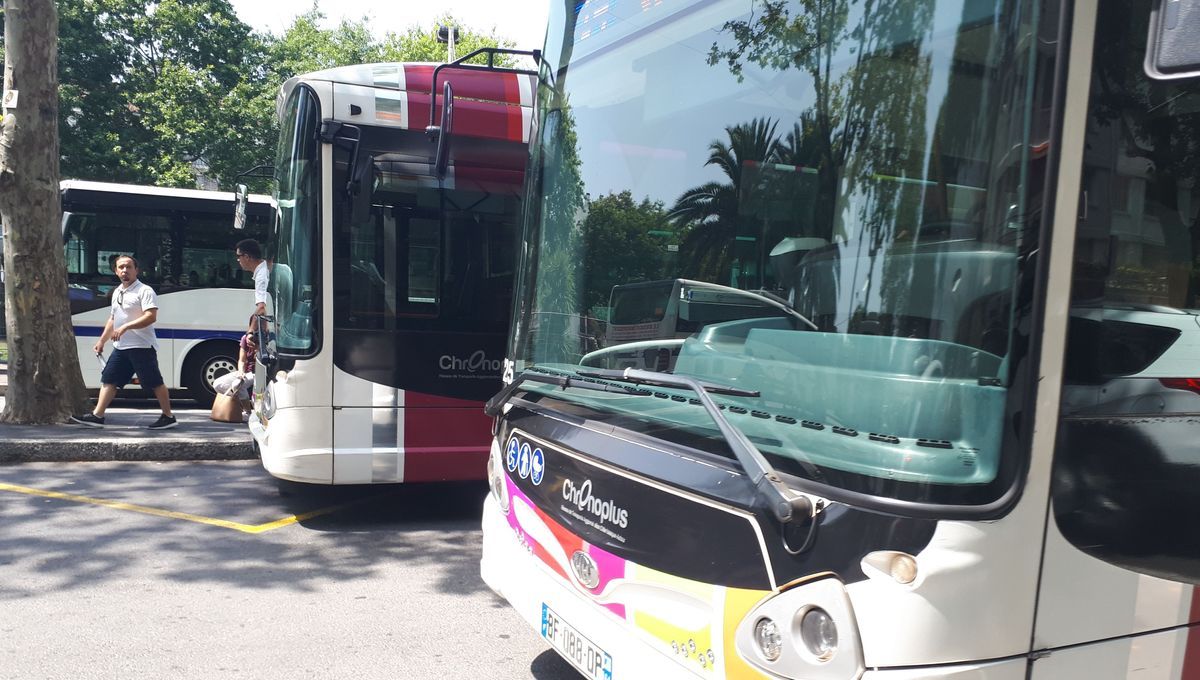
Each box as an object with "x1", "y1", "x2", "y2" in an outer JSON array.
[
  {"x1": 233, "y1": 184, "x2": 249, "y2": 230},
  {"x1": 427, "y1": 80, "x2": 454, "y2": 179},
  {"x1": 1146, "y1": 0, "x2": 1200, "y2": 80}
]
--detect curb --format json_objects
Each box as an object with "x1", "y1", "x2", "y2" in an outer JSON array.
[{"x1": 0, "y1": 440, "x2": 255, "y2": 463}]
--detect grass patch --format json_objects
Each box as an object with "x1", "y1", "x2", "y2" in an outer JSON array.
[{"x1": 0, "y1": 339, "x2": 7, "y2": 364}]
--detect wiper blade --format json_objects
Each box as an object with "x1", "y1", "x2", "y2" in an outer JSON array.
[
  {"x1": 577, "y1": 368, "x2": 813, "y2": 529},
  {"x1": 576, "y1": 368, "x2": 760, "y2": 397},
  {"x1": 484, "y1": 368, "x2": 641, "y2": 417}
]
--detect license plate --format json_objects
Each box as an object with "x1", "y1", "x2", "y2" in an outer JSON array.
[{"x1": 541, "y1": 603, "x2": 613, "y2": 680}]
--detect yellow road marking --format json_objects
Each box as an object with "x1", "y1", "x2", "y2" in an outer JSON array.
[{"x1": 0, "y1": 482, "x2": 368, "y2": 534}]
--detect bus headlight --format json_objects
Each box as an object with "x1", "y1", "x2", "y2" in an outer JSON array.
[
  {"x1": 262, "y1": 383, "x2": 276, "y2": 419},
  {"x1": 735, "y1": 577, "x2": 862, "y2": 678},
  {"x1": 488, "y1": 443, "x2": 510, "y2": 515},
  {"x1": 754, "y1": 618, "x2": 783, "y2": 661},
  {"x1": 799, "y1": 607, "x2": 838, "y2": 661}
]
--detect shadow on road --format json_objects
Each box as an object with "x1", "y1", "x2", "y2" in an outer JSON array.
[
  {"x1": 531, "y1": 649, "x2": 584, "y2": 679},
  {"x1": 0, "y1": 461, "x2": 494, "y2": 602},
  {"x1": 279, "y1": 478, "x2": 488, "y2": 528}
]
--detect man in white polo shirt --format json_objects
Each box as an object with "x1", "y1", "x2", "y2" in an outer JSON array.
[
  {"x1": 70, "y1": 255, "x2": 176, "y2": 429},
  {"x1": 235, "y1": 238, "x2": 270, "y2": 327}
]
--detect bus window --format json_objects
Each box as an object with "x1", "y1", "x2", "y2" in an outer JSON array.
[
  {"x1": 610, "y1": 282, "x2": 672, "y2": 326},
  {"x1": 333, "y1": 137, "x2": 521, "y2": 333},
  {"x1": 63, "y1": 211, "x2": 172, "y2": 310},
  {"x1": 179, "y1": 213, "x2": 258, "y2": 289},
  {"x1": 407, "y1": 218, "x2": 440, "y2": 306},
  {"x1": 1054, "y1": 0, "x2": 1200, "y2": 582}
]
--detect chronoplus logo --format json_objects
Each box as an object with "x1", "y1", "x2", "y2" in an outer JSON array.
[
  {"x1": 562, "y1": 478, "x2": 629, "y2": 529},
  {"x1": 439, "y1": 350, "x2": 504, "y2": 373}
]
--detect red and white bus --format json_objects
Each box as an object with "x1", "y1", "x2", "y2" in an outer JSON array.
[{"x1": 249, "y1": 53, "x2": 535, "y2": 484}]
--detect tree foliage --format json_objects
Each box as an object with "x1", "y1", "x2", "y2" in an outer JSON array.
[
  {"x1": 529, "y1": 99, "x2": 586, "y2": 362},
  {"x1": 53, "y1": 0, "x2": 267, "y2": 186},
  {"x1": 676, "y1": 0, "x2": 939, "y2": 286},
  {"x1": 380, "y1": 13, "x2": 516, "y2": 64},
  {"x1": 581, "y1": 191, "x2": 671, "y2": 312},
  {"x1": 269, "y1": 9, "x2": 382, "y2": 76},
  {"x1": 671, "y1": 118, "x2": 780, "y2": 283},
  {"x1": 0, "y1": 3, "x2": 514, "y2": 191}
]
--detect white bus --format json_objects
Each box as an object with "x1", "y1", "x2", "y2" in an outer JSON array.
[
  {"x1": 482, "y1": 1, "x2": 1200, "y2": 678},
  {"x1": 62, "y1": 180, "x2": 272, "y2": 404},
  {"x1": 249, "y1": 54, "x2": 536, "y2": 484}
]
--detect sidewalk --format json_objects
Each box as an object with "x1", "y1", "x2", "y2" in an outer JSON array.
[{"x1": 0, "y1": 368, "x2": 256, "y2": 463}]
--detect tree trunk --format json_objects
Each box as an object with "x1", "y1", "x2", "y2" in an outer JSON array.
[{"x1": 0, "y1": 0, "x2": 89, "y2": 423}]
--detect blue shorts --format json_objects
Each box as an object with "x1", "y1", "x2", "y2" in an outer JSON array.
[{"x1": 101, "y1": 347, "x2": 165, "y2": 389}]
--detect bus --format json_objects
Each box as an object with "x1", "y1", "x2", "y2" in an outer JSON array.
[
  {"x1": 481, "y1": 1, "x2": 1200, "y2": 678},
  {"x1": 61, "y1": 180, "x2": 272, "y2": 405},
  {"x1": 249, "y1": 54, "x2": 535, "y2": 484},
  {"x1": 592, "y1": 279, "x2": 810, "y2": 372}
]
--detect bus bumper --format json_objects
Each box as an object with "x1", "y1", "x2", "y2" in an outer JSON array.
[
  {"x1": 484, "y1": 490, "x2": 1031, "y2": 680},
  {"x1": 249, "y1": 406, "x2": 334, "y2": 484},
  {"x1": 861, "y1": 658, "x2": 1027, "y2": 679},
  {"x1": 481, "y1": 494, "x2": 720, "y2": 680},
  {"x1": 483, "y1": 494, "x2": 1032, "y2": 680}
]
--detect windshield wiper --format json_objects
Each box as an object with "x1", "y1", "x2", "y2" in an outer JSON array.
[
  {"x1": 576, "y1": 367, "x2": 760, "y2": 397},
  {"x1": 677, "y1": 278, "x2": 818, "y2": 331},
  {"x1": 484, "y1": 368, "x2": 641, "y2": 417},
  {"x1": 578, "y1": 367, "x2": 817, "y2": 547},
  {"x1": 488, "y1": 366, "x2": 820, "y2": 552}
]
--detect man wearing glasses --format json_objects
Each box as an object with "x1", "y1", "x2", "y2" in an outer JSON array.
[
  {"x1": 235, "y1": 239, "x2": 269, "y2": 325},
  {"x1": 70, "y1": 255, "x2": 176, "y2": 430}
]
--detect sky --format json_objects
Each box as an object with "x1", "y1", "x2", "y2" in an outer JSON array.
[{"x1": 227, "y1": 0, "x2": 551, "y2": 53}]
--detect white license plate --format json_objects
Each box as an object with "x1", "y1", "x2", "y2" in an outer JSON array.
[{"x1": 541, "y1": 603, "x2": 613, "y2": 680}]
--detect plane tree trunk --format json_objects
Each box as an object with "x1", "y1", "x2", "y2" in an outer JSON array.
[{"x1": 0, "y1": 0, "x2": 89, "y2": 423}]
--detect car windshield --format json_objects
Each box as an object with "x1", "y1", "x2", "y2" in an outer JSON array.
[{"x1": 511, "y1": 0, "x2": 1055, "y2": 506}]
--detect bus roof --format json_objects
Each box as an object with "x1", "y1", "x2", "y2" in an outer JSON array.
[
  {"x1": 285, "y1": 62, "x2": 531, "y2": 100},
  {"x1": 60, "y1": 180, "x2": 272, "y2": 206},
  {"x1": 279, "y1": 62, "x2": 535, "y2": 142}
]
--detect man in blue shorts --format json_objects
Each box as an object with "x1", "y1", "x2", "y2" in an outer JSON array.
[{"x1": 71, "y1": 255, "x2": 176, "y2": 429}]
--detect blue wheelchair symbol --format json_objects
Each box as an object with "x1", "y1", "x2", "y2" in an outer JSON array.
[
  {"x1": 531, "y1": 448, "x2": 545, "y2": 486},
  {"x1": 506, "y1": 437, "x2": 519, "y2": 472}
]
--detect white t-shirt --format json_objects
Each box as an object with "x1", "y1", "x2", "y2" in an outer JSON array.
[
  {"x1": 253, "y1": 260, "x2": 272, "y2": 315},
  {"x1": 111, "y1": 280, "x2": 159, "y2": 350}
]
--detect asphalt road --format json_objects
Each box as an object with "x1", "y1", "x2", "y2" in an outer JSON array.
[{"x1": 0, "y1": 460, "x2": 582, "y2": 680}]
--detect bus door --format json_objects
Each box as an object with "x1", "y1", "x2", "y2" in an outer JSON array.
[{"x1": 1033, "y1": 2, "x2": 1200, "y2": 675}]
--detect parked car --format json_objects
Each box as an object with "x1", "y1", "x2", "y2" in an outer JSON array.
[{"x1": 1061, "y1": 303, "x2": 1200, "y2": 416}]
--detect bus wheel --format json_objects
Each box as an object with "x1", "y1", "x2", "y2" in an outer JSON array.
[{"x1": 184, "y1": 343, "x2": 239, "y2": 407}]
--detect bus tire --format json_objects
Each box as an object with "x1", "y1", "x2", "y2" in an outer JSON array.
[{"x1": 183, "y1": 342, "x2": 240, "y2": 407}]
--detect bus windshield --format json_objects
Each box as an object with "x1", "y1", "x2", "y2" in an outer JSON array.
[
  {"x1": 328, "y1": 123, "x2": 521, "y2": 396},
  {"x1": 332, "y1": 125, "x2": 519, "y2": 332},
  {"x1": 272, "y1": 86, "x2": 322, "y2": 356},
  {"x1": 511, "y1": 0, "x2": 1049, "y2": 507}
]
